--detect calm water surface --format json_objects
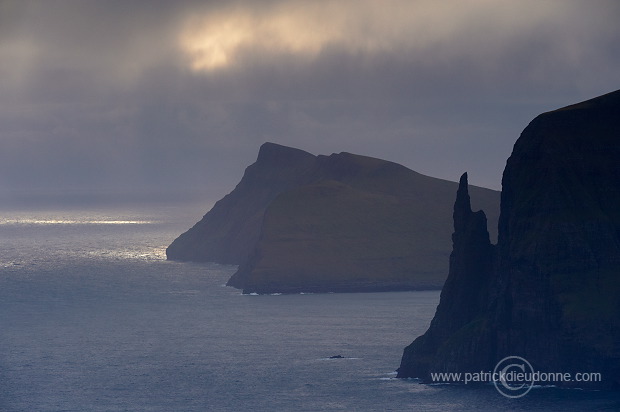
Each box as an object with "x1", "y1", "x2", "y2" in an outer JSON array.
[{"x1": 1, "y1": 204, "x2": 618, "y2": 411}]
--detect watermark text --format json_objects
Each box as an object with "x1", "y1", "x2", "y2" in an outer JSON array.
[{"x1": 429, "y1": 356, "x2": 602, "y2": 398}]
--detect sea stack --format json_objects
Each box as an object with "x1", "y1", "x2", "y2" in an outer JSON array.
[{"x1": 397, "y1": 90, "x2": 620, "y2": 389}]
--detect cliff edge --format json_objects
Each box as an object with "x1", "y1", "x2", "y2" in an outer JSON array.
[{"x1": 397, "y1": 90, "x2": 620, "y2": 389}]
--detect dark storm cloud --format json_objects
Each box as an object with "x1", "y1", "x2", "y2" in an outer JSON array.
[{"x1": 1, "y1": 0, "x2": 619, "y2": 204}]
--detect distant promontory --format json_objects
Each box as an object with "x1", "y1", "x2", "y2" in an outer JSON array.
[{"x1": 166, "y1": 143, "x2": 499, "y2": 293}]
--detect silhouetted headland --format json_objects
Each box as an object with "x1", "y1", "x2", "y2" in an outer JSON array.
[
  {"x1": 166, "y1": 143, "x2": 500, "y2": 294},
  {"x1": 397, "y1": 89, "x2": 620, "y2": 390}
]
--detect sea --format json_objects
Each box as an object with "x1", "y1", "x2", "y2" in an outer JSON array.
[{"x1": 1, "y1": 202, "x2": 619, "y2": 411}]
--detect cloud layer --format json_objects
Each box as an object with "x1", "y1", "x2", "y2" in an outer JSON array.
[{"x1": 1, "y1": 0, "x2": 619, "y2": 204}]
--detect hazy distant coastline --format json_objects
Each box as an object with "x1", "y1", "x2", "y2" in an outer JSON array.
[{"x1": 167, "y1": 143, "x2": 500, "y2": 294}]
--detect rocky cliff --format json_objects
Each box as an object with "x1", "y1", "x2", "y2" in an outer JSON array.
[
  {"x1": 166, "y1": 143, "x2": 317, "y2": 264},
  {"x1": 397, "y1": 90, "x2": 620, "y2": 389},
  {"x1": 167, "y1": 143, "x2": 500, "y2": 294}
]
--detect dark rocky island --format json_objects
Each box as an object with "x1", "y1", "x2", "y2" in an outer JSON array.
[
  {"x1": 167, "y1": 143, "x2": 500, "y2": 294},
  {"x1": 397, "y1": 90, "x2": 620, "y2": 389}
]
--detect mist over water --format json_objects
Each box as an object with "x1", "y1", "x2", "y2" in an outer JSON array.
[{"x1": 1, "y1": 204, "x2": 619, "y2": 411}]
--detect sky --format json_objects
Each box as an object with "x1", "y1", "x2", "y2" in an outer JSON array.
[{"x1": 1, "y1": 0, "x2": 619, "y2": 205}]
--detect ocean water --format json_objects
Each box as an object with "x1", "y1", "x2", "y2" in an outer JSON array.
[{"x1": 1, "y1": 204, "x2": 619, "y2": 411}]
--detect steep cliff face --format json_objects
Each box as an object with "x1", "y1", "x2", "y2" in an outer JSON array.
[
  {"x1": 167, "y1": 142, "x2": 500, "y2": 293},
  {"x1": 228, "y1": 177, "x2": 452, "y2": 293},
  {"x1": 166, "y1": 143, "x2": 317, "y2": 264},
  {"x1": 398, "y1": 90, "x2": 620, "y2": 388},
  {"x1": 494, "y1": 90, "x2": 620, "y2": 385}
]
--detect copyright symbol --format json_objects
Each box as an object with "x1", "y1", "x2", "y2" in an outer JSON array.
[{"x1": 493, "y1": 356, "x2": 534, "y2": 398}]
